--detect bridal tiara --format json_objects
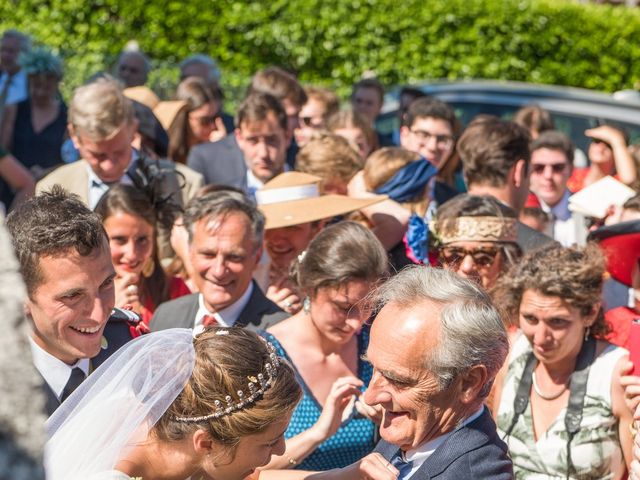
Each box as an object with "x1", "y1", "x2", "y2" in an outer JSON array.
[{"x1": 173, "y1": 336, "x2": 281, "y2": 423}]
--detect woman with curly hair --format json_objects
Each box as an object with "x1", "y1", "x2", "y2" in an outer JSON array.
[{"x1": 492, "y1": 243, "x2": 633, "y2": 479}]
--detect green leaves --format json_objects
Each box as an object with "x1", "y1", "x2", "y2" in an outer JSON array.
[{"x1": 3, "y1": 0, "x2": 640, "y2": 106}]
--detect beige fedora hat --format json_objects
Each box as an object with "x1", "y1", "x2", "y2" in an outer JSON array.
[
  {"x1": 153, "y1": 100, "x2": 189, "y2": 131},
  {"x1": 123, "y1": 86, "x2": 160, "y2": 110},
  {"x1": 256, "y1": 172, "x2": 386, "y2": 229}
]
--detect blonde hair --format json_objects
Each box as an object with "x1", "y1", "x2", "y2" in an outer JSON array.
[
  {"x1": 69, "y1": 77, "x2": 135, "y2": 141},
  {"x1": 295, "y1": 133, "x2": 362, "y2": 192},
  {"x1": 363, "y1": 147, "x2": 428, "y2": 216},
  {"x1": 154, "y1": 328, "x2": 301, "y2": 456}
]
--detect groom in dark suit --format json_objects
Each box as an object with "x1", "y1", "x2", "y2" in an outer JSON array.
[
  {"x1": 362, "y1": 267, "x2": 513, "y2": 479},
  {"x1": 6, "y1": 187, "x2": 138, "y2": 416},
  {"x1": 151, "y1": 189, "x2": 286, "y2": 332}
]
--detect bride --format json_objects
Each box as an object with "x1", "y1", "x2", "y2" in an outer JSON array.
[{"x1": 45, "y1": 327, "x2": 301, "y2": 480}]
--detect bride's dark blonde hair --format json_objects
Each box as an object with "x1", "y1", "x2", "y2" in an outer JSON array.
[{"x1": 153, "y1": 328, "x2": 301, "y2": 456}]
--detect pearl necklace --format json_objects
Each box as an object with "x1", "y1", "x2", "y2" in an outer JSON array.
[{"x1": 532, "y1": 371, "x2": 567, "y2": 400}]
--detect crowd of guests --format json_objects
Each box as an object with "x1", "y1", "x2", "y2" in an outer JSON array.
[{"x1": 4, "y1": 27, "x2": 640, "y2": 479}]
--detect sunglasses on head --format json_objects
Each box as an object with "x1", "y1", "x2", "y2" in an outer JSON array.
[
  {"x1": 531, "y1": 163, "x2": 567, "y2": 174},
  {"x1": 439, "y1": 246, "x2": 501, "y2": 268}
]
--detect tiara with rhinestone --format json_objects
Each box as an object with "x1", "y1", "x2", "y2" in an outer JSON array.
[{"x1": 173, "y1": 338, "x2": 281, "y2": 423}]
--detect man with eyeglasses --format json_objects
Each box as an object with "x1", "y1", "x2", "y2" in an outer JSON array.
[
  {"x1": 399, "y1": 97, "x2": 458, "y2": 169},
  {"x1": 529, "y1": 130, "x2": 587, "y2": 246}
]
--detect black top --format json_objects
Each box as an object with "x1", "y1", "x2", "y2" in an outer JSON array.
[{"x1": 12, "y1": 98, "x2": 67, "y2": 172}]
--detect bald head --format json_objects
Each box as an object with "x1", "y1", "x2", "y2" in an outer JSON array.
[{"x1": 117, "y1": 51, "x2": 150, "y2": 87}]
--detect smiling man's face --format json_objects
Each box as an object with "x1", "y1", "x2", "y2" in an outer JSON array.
[
  {"x1": 189, "y1": 212, "x2": 261, "y2": 312},
  {"x1": 26, "y1": 242, "x2": 116, "y2": 365},
  {"x1": 363, "y1": 300, "x2": 465, "y2": 451}
]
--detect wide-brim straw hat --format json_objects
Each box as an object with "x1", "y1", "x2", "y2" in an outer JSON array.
[
  {"x1": 256, "y1": 172, "x2": 386, "y2": 229},
  {"x1": 153, "y1": 100, "x2": 189, "y2": 131},
  {"x1": 588, "y1": 219, "x2": 640, "y2": 287},
  {"x1": 123, "y1": 86, "x2": 160, "y2": 110}
]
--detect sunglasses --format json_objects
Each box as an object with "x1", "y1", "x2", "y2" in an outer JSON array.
[
  {"x1": 531, "y1": 163, "x2": 567, "y2": 174},
  {"x1": 439, "y1": 247, "x2": 501, "y2": 268},
  {"x1": 299, "y1": 116, "x2": 323, "y2": 129},
  {"x1": 191, "y1": 114, "x2": 220, "y2": 127}
]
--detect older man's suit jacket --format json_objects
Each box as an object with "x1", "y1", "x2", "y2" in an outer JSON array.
[
  {"x1": 373, "y1": 408, "x2": 513, "y2": 479},
  {"x1": 187, "y1": 134, "x2": 247, "y2": 189},
  {"x1": 151, "y1": 281, "x2": 288, "y2": 332}
]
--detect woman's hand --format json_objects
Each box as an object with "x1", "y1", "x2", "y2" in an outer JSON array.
[
  {"x1": 267, "y1": 282, "x2": 302, "y2": 315},
  {"x1": 310, "y1": 377, "x2": 364, "y2": 443},
  {"x1": 334, "y1": 453, "x2": 399, "y2": 479},
  {"x1": 114, "y1": 272, "x2": 142, "y2": 312},
  {"x1": 620, "y1": 360, "x2": 640, "y2": 414},
  {"x1": 354, "y1": 398, "x2": 384, "y2": 425},
  {"x1": 208, "y1": 116, "x2": 227, "y2": 143}
]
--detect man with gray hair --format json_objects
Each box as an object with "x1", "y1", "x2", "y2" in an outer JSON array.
[
  {"x1": 179, "y1": 53, "x2": 221, "y2": 83},
  {"x1": 151, "y1": 189, "x2": 287, "y2": 331},
  {"x1": 0, "y1": 29, "x2": 31, "y2": 120},
  {"x1": 363, "y1": 266, "x2": 513, "y2": 479}
]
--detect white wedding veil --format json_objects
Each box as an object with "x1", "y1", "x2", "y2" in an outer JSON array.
[{"x1": 45, "y1": 328, "x2": 196, "y2": 480}]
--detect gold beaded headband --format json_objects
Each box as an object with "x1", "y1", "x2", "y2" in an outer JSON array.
[{"x1": 433, "y1": 216, "x2": 518, "y2": 244}]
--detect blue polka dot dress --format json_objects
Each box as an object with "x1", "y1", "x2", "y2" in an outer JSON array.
[{"x1": 261, "y1": 328, "x2": 376, "y2": 470}]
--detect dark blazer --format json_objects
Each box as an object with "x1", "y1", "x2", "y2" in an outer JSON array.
[
  {"x1": 187, "y1": 134, "x2": 247, "y2": 189},
  {"x1": 373, "y1": 408, "x2": 513, "y2": 479},
  {"x1": 516, "y1": 221, "x2": 556, "y2": 253},
  {"x1": 151, "y1": 281, "x2": 288, "y2": 332},
  {"x1": 42, "y1": 315, "x2": 135, "y2": 416}
]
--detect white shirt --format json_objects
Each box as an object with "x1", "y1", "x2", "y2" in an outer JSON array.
[
  {"x1": 29, "y1": 336, "x2": 90, "y2": 401},
  {"x1": 0, "y1": 70, "x2": 28, "y2": 106},
  {"x1": 86, "y1": 151, "x2": 136, "y2": 209},
  {"x1": 245, "y1": 165, "x2": 290, "y2": 199},
  {"x1": 193, "y1": 282, "x2": 254, "y2": 328},
  {"x1": 541, "y1": 190, "x2": 587, "y2": 247},
  {"x1": 403, "y1": 406, "x2": 485, "y2": 479}
]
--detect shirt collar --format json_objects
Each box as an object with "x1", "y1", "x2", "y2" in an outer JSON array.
[
  {"x1": 28, "y1": 336, "x2": 90, "y2": 400},
  {"x1": 194, "y1": 281, "x2": 255, "y2": 328},
  {"x1": 246, "y1": 165, "x2": 290, "y2": 199},
  {"x1": 404, "y1": 406, "x2": 485, "y2": 466},
  {"x1": 86, "y1": 149, "x2": 137, "y2": 209},
  {"x1": 540, "y1": 189, "x2": 572, "y2": 221}
]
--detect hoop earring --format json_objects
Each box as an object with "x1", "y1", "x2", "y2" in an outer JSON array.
[
  {"x1": 142, "y1": 258, "x2": 155, "y2": 278},
  {"x1": 303, "y1": 297, "x2": 311, "y2": 314}
]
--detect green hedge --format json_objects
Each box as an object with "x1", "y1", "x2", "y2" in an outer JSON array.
[{"x1": 3, "y1": 0, "x2": 640, "y2": 105}]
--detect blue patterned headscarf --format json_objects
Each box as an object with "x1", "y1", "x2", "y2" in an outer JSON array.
[
  {"x1": 374, "y1": 159, "x2": 438, "y2": 263},
  {"x1": 374, "y1": 159, "x2": 437, "y2": 202}
]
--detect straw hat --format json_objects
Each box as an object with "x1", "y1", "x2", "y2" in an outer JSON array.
[
  {"x1": 589, "y1": 220, "x2": 640, "y2": 287},
  {"x1": 123, "y1": 86, "x2": 160, "y2": 110},
  {"x1": 256, "y1": 172, "x2": 385, "y2": 229},
  {"x1": 153, "y1": 100, "x2": 189, "y2": 131}
]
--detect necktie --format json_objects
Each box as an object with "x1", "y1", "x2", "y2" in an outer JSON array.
[
  {"x1": 202, "y1": 314, "x2": 219, "y2": 327},
  {"x1": 390, "y1": 450, "x2": 414, "y2": 479},
  {"x1": 61, "y1": 367, "x2": 86, "y2": 402}
]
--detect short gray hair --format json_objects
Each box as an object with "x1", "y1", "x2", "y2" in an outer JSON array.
[
  {"x1": 183, "y1": 190, "x2": 264, "y2": 250},
  {"x1": 179, "y1": 54, "x2": 221, "y2": 82},
  {"x1": 374, "y1": 266, "x2": 508, "y2": 398}
]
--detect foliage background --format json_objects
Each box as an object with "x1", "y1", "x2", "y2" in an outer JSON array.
[{"x1": 3, "y1": 0, "x2": 640, "y2": 105}]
